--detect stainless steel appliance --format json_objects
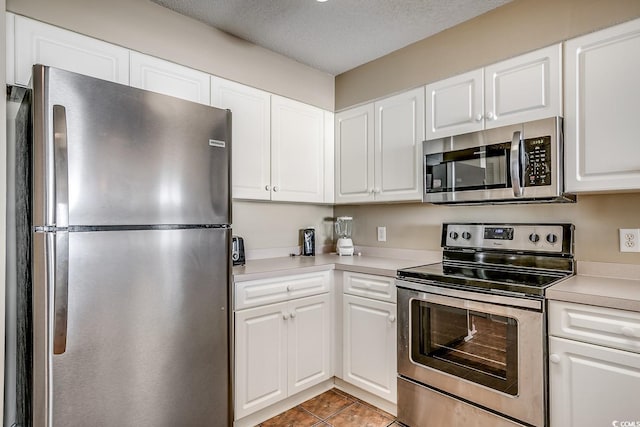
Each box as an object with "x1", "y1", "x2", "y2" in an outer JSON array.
[
  {"x1": 423, "y1": 117, "x2": 575, "y2": 204},
  {"x1": 335, "y1": 216, "x2": 354, "y2": 256},
  {"x1": 232, "y1": 235, "x2": 246, "y2": 265},
  {"x1": 7, "y1": 65, "x2": 232, "y2": 427},
  {"x1": 301, "y1": 228, "x2": 316, "y2": 256},
  {"x1": 396, "y1": 223, "x2": 575, "y2": 427}
]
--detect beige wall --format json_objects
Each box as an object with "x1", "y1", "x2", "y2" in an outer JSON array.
[
  {"x1": 335, "y1": 193, "x2": 640, "y2": 264},
  {"x1": 335, "y1": 0, "x2": 640, "y2": 110},
  {"x1": 7, "y1": 0, "x2": 334, "y2": 110},
  {"x1": 233, "y1": 201, "x2": 334, "y2": 251}
]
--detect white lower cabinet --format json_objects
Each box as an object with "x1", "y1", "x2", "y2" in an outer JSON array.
[
  {"x1": 548, "y1": 301, "x2": 640, "y2": 427},
  {"x1": 342, "y1": 292, "x2": 397, "y2": 403},
  {"x1": 234, "y1": 274, "x2": 332, "y2": 420}
]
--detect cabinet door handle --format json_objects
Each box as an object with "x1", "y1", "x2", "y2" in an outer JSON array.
[
  {"x1": 369, "y1": 188, "x2": 374, "y2": 194},
  {"x1": 549, "y1": 354, "x2": 561, "y2": 364},
  {"x1": 265, "y1": 185, "x2": 270, "y2": 191},
  {"x1": 475, "y1": 113, "x2": 483, "y2": 122},
  {"x1": 388, "y1": 315, "x2": 396, "y2": 323},
  {"x1": 487, "y1": 111, "x2": 495, "y2": 120},
  {"x1": 290, "y1": 311, "x2": 296, "y2": 319},
  {"x1": 273, "y1": 186, "x2": 279, "y2": 192},
  {"x1": 286, "y1": 284, "x2": 293, "y2": 292},
  {"x1": 374, "y1": 188, "x2": 381, "y2": 194},
  {"x1": 282, "y1": 312, "x2": 290, "y2": 320}
]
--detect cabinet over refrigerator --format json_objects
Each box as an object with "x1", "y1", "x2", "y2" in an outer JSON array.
[{"x1": 7, "y1": 65, "x2": 232, "y2": 427}]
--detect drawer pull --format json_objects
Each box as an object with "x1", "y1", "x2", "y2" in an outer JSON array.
[
  {"x1": 282, "y1": 312, "x2": 290, "y2": 320},
  {"x1": 388, "y1": 315, "x2": 396, "y2": 323},
  {"x1": 621, "y1": 326, "x2": 638, "y2": 338},
  {"x1": 290, "y1": 312, "x2": 296, "y2": 319},
  {"x1": 549, "y1": 354, "x2": 561, "y2": 364}
]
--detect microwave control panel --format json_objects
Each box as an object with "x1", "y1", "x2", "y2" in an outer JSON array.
[{"x1": 523, "y1": 136, "x2": 552, "y2": 187}]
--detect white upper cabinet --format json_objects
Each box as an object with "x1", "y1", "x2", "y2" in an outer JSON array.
[
  {"x1": 374, "y1": 87, "x2": 425, "y2": 202},
  {"x1": 271, "y1": 95, "x2": 326, "y2": 203},
  {"x1": 130, "y1": 51, "x2": 210, "y2": 104},
  {"x1": 335, "y1": 104, "x2": 375, "y2": 203},
  {"x1": 425, "y1": 44, "x2": 561, "y2": 139},
  {"x1": 10, "y1": 13, "x2": 130, "y2": 86},
  {"x1": 485, "y1": 44, "x2": 561, "y2": 129},
  {"x1": 425, "y1": 69, "x2": 484, "y2": 139},
  {"x1": 564, "y1": 18, "x2": 640, "y2": 193},
  {"x1": 211, "y1": 77, "x2": 272, "y2": 200},
  {"x1": 335, "y1": 87, "x2": 424, "y2": 204}
]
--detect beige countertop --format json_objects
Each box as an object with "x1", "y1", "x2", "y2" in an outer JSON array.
[
  {"x1": 232, "y1": 253, "x2": 440, "y2": 282},
  {"x1": 234, "y1": 255, "x2": 640, "y2": 313},
  {"x1": 547, "y1": 273, "x2": 640, "y2": 312}
]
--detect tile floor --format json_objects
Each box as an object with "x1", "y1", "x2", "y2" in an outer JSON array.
[{"x1": 259, "y1": 388, "x2": 399, "y2": 427}]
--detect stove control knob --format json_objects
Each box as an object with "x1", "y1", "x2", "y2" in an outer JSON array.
[
  {"x1": 462, "y1": 232, "x2": 472, "y2": 240},
  {"x1": 449, "y1": 231, "x2": 459, "y2": 240},
  {"x1": 529, "y1": 233, "x2": 540, "y2": 243},
  {"x1": 546, "y1": 233, "x2": 558, "y2": 244}
]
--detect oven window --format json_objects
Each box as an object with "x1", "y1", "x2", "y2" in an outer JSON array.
[
  {"x1": 425, "y1": 143, "x2": 510, "y2": 192},
  {"x1": 410, "y1": 301, "x2": 518, "y2": 395}
]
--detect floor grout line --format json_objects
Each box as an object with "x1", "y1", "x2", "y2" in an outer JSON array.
[{"x1": 261, "y1": 387, "x2": 397, "y2": 427}]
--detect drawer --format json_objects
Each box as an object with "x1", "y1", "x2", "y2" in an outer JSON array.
[
  {"x1": 235, "y1": 270, "x2": 330, "y2": 310},
  {"x1": 343, "y1": 271, "x2": 396, "y2": 303},
  {"x1": 548, "y1": 301, "x2": 640, "y2": 353}
]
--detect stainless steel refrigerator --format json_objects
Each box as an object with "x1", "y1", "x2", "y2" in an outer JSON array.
[{"x1": 8, "y1": 64, "x2": 232, "y2": 426}]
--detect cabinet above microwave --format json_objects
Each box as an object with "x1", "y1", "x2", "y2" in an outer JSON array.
[{"x1": 425, "y1": 44, "x2": 562, "y2": 140}]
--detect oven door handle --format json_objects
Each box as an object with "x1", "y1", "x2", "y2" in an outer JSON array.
[{"x1": 510, "y1": 131, "x2": 523, "y2": 197}]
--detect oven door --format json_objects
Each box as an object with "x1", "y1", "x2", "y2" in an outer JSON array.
[{"x1": 397, "y1": 281, "x2": 545, "y2": 427}]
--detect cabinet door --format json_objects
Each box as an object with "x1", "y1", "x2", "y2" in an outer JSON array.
[
  {"x1": 323, "y1": 111, "x2": 336, "y2": 204},
  {"x1": 211, "y1": 77, "x2": 271, "y2": 200},
  {"x1": 485, "y1": 44, "x2": 561, "y2": 129},
  {"x1": 343, "y1": 294, "x2": 397, "y2": 403},
  {"x1": 271, "y1": 95, "x2": 325, "y2": 203},
  {"x1": 129, "y1": 52, "x2": 210, "y2": 104},
  {"x1": 234, "y1": 302, "x2": 288, "y2": 419},
  {"x1": 287, "y1": 294, "x2": 332, "y2": 395},
  {"x1": 335, "y1": 104, "x2": 375, "y2": 203},
  {"x1": 565, "y1": 18, "x2": 640, "y2": 192},
  {"x1": 549, "y1": 336, "x2": 640, "y2": 427},
  {"x1": 12, "y1": 14, "x2": 129, "y2": 87},
  {"x1": 374, "y1": 87, "x2": 425, "y2": 202},
  {"x1": 425, "y1": 68, "x2": 483, "y2": 139}
]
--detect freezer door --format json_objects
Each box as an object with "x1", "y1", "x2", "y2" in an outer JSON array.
[
  {"x1": 32, "y1": 65, "x2": 230, "y2": 227},
  {"x1": 32, "y1": 228, "x2": 231, "y2": 427}
]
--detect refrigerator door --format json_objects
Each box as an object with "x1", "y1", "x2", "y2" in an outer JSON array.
[
  {"x1": 32, "y1": 228, "x2": 231, "y2": 427},
  {"x1": 31, "y1": 65, "x2": 230, "y2": 227}
]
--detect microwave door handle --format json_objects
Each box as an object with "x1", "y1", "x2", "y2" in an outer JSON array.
[{"x1": 510, "y1": 131, "x2": 523, "y2": 197}]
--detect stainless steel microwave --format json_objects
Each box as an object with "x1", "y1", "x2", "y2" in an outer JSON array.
[{"x1": 423, "y1": 117, "x2": 575, "y2": 204}]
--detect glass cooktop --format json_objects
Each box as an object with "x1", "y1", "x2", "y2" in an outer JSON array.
[{"x1": 397, "y1": 262, "x2": 572, "y2": 298}]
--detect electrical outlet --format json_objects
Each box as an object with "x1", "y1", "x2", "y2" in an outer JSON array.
[
  {"x1": 619, "y1": 229, "x2": 640, "y2": 252},
  {"x1": 377, "y1": 226, "x2": 386, "y2": 242}
]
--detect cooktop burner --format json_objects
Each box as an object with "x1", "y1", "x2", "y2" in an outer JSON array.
[
  {"x1": 397, "y1": 223, "x2": 575, "y2": 299},
  {"x1": 397, "y1": 262, "x2": 571, "y2": 298}
]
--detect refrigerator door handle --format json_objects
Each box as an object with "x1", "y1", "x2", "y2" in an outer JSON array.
[
  {"x1": 51, "y1": 231, "x2": 69, "y2": 354},
  {"x1": 53, "y1": 105, "x2": 69, "y2": 228}
]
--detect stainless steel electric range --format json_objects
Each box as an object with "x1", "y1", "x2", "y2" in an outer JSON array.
[{"x1": 396, "y1": 223, "x2": 575, "y2": 427}]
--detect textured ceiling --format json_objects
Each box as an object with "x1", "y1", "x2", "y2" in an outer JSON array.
[{"x1": 151, "y1": 0, "x2": 512, "y2": 75}]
